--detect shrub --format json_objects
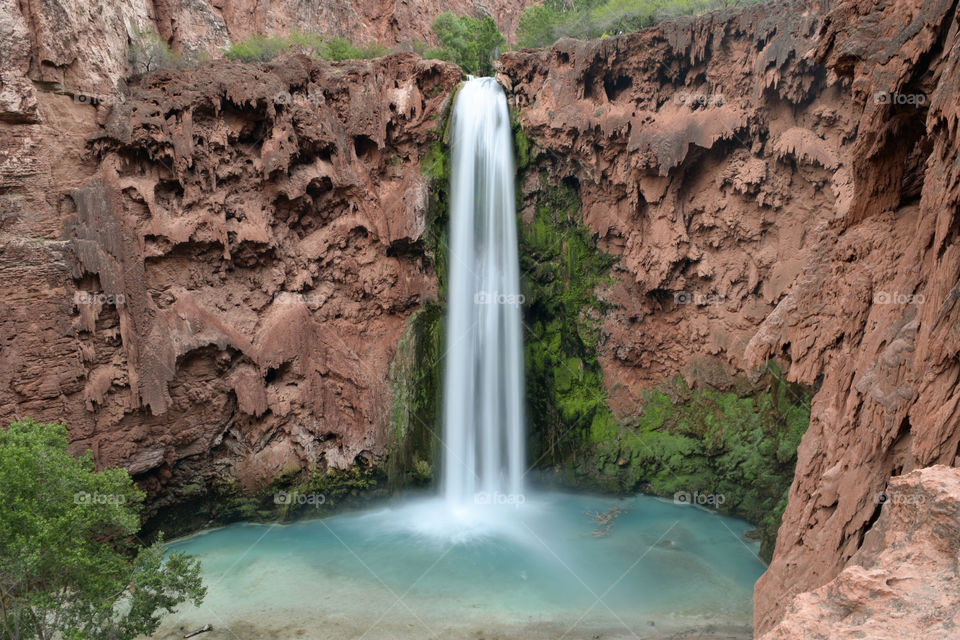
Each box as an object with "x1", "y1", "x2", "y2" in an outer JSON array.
[
  {"x1": 320, "y1": 37, "x2": 388, "y2": 61},
  {"x1": 128, "y1": 24, "x2": 185, "y2": 74},
  {"x1": 224, "y1": 34, "x2": 292, "y2": 62},
  {"x1": 426, "y1": 13, "x2": 505, "y2": 76},
  {"x1": 0, "y1": 419, "x2": 205, "y2": 640},
  {"x1": 224, "y1": 32, "x2": 389, "y2": 63},
  {"x1": 516, "y1": 0, "x2": 766, "y2": 48}
]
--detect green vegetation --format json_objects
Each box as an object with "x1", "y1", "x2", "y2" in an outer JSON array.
[
  {"x1": 420, "y1": 13, "x2": 505, "y2": 76},
  {"x1": 224, "y1": 32, "x2": 387, "y2": 63},
  {"x1": 388, "y1": 304, "x2": 446, "y2": 488},
  {"x1": 420, "y1": 80, "x2": 459, "y2": 298},
  {"x1": 516, "y1": 0, "x2": 764, "y2": 48},
  {"x1": 586, "y1": 372, "x2": 809, "y2": 560},
  {"x1": 128, "y1": 24, "x2": 187, "y2": 74},
  {"x1": 287, "y1": 466, "x2": 381, "y2": 511},
  {"x1": 0, "y1": 419, "x2": 205, "y2": 640},
  {"x1": 515, "y1": 164, "x2": 809, "y2": 560},
  {"x1": 421, "y1": 140, "x2": 450, "y2": 299},
  {"x1": 141, "y1": 462, "x2": 388, "y2": 539},
  {"x1": 512, "y1": 111, "x2": 531, "y2": 171},
  {"x1": 518, "y1": 175, "x2": 617, "y2": 471},
  {"x1": 130, "y1": 14, "x2": 507, "y2": 77}
]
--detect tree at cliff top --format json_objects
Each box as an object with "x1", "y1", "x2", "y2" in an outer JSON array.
[
  {"x1": 0, "y1": 419, "x2": 205, "y2": 640},
  {"x1": 128, "y1": 24, "x2": 187, "y2": 74},
  {"x1": 517, "y1": 0, "x2": 764, "y2": 47},
  {"x1": 424, "y1": 13, "x2": 505, "y2": 76}
]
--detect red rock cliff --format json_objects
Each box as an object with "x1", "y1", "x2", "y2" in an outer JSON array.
[
  {"x1": 0, "y1": 0, "x2": 533, "y2": 125},
  {"x1": 1, "y1": 51, "x2": 460, "y2": 510},
  {"x1": 3, "y1": 0, "x2": 960, "y2": 634},
  {"x1": 500, "y1": 0, "x2": 960, "y2": 632},
  {"x1": 759, "y1": 465, "x2": 960, "y2": 640}
]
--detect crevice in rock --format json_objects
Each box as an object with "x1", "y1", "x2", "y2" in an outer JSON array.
[{"x1": 603, "y1": 73, "x2": 633, "y2": 102}]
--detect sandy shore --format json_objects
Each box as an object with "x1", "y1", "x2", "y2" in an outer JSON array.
[{"x1": 152, "y1": 611, "x2": 753, "y2": 640}]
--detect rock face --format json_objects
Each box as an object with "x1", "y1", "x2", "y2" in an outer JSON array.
[
  {"x1": 4, "y1": 0, "x2": 960, "y2": 634},
  {"x1": 0, "y1": 52, "x2": 460, "y2": 511},
  {"x1": 759, "y1": 465, "x2": 960, "y2": 640},
  {"x1": 500, "y1": 0, "x2": 960, "y2": 632},
  {"x1": 0, "y1": 0, "x2": 533, "y2": 126}
]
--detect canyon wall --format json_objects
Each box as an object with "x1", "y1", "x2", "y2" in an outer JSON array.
[
  {"x1": 3, "y1": 0, "x2": 960, "y2": 634},
  {"x1": 500, "y1": 0, "x2": 960, "y2": 632},
  {"x1": 0, "y1": 0, "x2": 533, "y2": 127},
  {"x1": 0, "y1": 49, "x2": 460, "y2": 515},
  {"x1": 759, "y1": 465, "x2": 960, "y2": 640}
]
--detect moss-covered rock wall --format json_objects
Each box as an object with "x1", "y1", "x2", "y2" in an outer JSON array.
[{"x1": 514, "y1": 117, "x2": 810, "y2": 561}]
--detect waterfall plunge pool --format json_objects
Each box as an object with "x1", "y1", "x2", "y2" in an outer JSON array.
[
  {"x1": 153, "y1": 492, "x2": 764, "y2": 639},
  {"x1": 152, "y1": 79, "x2": 764, "y2": 640}
]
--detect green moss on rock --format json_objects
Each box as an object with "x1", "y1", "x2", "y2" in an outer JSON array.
[
  {"x1": 580, "y1": 370, "x2": 809, "y2": 560},
  {"x1": 519, "y1": 174, "x2": 617, "y2": 469},
  {"x1": 420, "y1": 83, "x2": 459, "y2": 300},
  {"x1": 387, "y1": 303, "x2": 445, "y2": 488},
  {"x1": 516, "y1": 162, "x2": 810, "y2": 561}
]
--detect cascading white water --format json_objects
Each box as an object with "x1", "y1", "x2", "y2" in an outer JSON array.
[{"x1": 442, "y1": 77, "x2": 525, "y2": 508}]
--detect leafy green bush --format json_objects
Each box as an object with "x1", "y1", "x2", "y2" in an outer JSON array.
[
  {"x1": 224, "y1": 34, "x2": 292, "y2": 62},
  {"x1": 517, "y1": 0, "x2": 765, "y2": 48},
  {"x1": 320, "y1": 37, "x2": 388, "y2": 61},
  {"x1": 425, "y1": 13, "x2": 505, "y2": 76},
  {"x1": 0, "y1": 419, "x2": 205, "y2": 640},
  {"x1": 224, "y1": 32, "x2": 388, "y2": 63}
]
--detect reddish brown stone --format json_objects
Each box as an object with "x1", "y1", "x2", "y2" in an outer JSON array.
[
  {"x1": 500, "y1": 0, "x2": 960, "y2": 632},
  {"x1": 1, "y1": 53, "x2": 460, "y2": 512}
]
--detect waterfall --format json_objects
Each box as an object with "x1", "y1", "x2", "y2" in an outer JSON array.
[{"x1": 442, "y1": 77, "x2": 525, "y2": 508}]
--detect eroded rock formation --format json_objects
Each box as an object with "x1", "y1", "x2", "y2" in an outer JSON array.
[
  {"x1": 500, "y1": 0, "x2": 960, "y2": 632},
  {"x1": 0, "y1": 0, "x2": 533, "y2": 124},
  {"x1": 759, "y1": 466, "x2": 960, "y2": 640},
  {"x1": 3, "y1": 0, "x2": 960, "y2": 634},
  {"x1": 1, "y1": 52, "x2": 460, "y2": 515}
]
